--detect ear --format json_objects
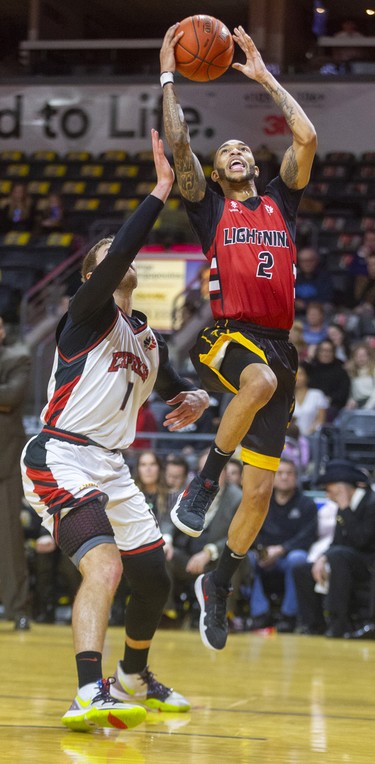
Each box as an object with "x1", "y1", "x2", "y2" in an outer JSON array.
[
  {"x1": 254, "y1": 165, "x2": 260, "y2": 178},
  {"x1": 86, "y1": 272, "x2": 92, "y2": 280},
  {"x1": 211, "y1": 169, "x2": 220, "y2": 184}
]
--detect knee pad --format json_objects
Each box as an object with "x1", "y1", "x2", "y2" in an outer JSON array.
[
  {"x1": 122, "y1": 547, "x2": 170, "y2": 640},
  {"x1": 57, "y1": 499, "x2": 115, "y2": 561}
]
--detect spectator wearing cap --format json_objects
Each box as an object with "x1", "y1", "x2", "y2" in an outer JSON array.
[{"x1": 294, "y1": 460, "x2": 375, "y2": 638}]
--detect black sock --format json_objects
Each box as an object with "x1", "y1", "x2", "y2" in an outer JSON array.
[
  {"x1": 213, "y1": 543, "x2": 246, "y2": 589},
  {"x1": 76, "y1": 651, "x2": 102, "y2": 688},
  {"x1": 121, "y1": 646, "x2": 149, "y2": 675},
  {"x1": 200, "y1": 442, "x2": 235, "y2": 483}
]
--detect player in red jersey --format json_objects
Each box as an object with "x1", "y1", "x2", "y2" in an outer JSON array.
[{"x1": 160, "y1": 24, "x2": 317, "y2": 650}]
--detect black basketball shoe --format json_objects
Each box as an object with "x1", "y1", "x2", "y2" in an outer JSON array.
[
  {"x1": 194, "y1": 572, "x2": 231, "y2": 651},
  {"x1": 170, "y1": 475, "x2": 219, "y2": 538}
]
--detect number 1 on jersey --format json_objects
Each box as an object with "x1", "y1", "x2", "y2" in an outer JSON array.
[{"x1": 120, "y1": 381, "x2": 134, "y2": 411}]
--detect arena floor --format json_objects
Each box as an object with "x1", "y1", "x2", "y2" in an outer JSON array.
[{"x1": 1, "y1": 623, "x2": 374, "y2": 763}]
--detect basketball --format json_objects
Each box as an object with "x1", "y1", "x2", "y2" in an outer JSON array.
[{"x1": 175, "y1": 15, "x2": 234, "y2": 82}]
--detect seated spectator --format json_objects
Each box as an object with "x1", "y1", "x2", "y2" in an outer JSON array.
[
  {"x1": 35, "y1": 192, "x2": 65, "y2": 234},
  {"x1": 292, "y1": 498, "x2": 338, "y2": 634},
  {"x1": 132, "y1": 449, "x2": 169, "y2": 527},
  {"x1": 306, "y1": 339, "x2": 351, "y2": 422},
  {"x1": 295, "y1": 459, "x2": 375, "y2": 638},
  {"x1": 0, "y1": 182, "x2": 35, "y2": 233},
  {"x1": 165, "y1": 454, "x2": 190, "y2": 511},
  {"x1": 327, "y1": 322, "x2": 351, "y2": 363},
  {"x1": 163, "y1": 455, "x2": 245, "y2": 625},
  {"x1": 246, "y1": 458, "x2": 317, "y2": 633},
  {"x1": 293, "y1": 364, "x2": 328, "y2": 437},
  {"x1": 302, "y1": 302, "x2": 329, "y2": 355},
  {"x1": 295, "y1": 247, "x2": 334, "y2": 316},
  {"x1": 346, "y1": 342, "x2": 375, "y2": 410}
]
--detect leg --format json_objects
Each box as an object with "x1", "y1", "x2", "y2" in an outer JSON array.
[
  {"x1": 227, "y1": 464, "x2": 275, "y2": 555},
  {"x1": 171, "y1": 358, "x2": 277, "y2": 539},
  {"x1": 293, "y1": 562, "x2": 326, "y2": 634},
  {"x1": 57, "y1": 500, "x2": 147, "y2": 731},
  {"x1": 279, "y1": 550, "x2": 308, "y2": 617},
  {"x1": 73, "y1": 543, "x2": 123, "y2": 654},
  {"x1": 247, "y1": 550, "x2": 273, "y2": 619},
  {"x1": 215, "y1": 363, "x2": 277, "y2": 453},
  {"x1": 0, "y1": 474, "x2": 31, "y2": 628},
  {"x1": 326, "y1": 546, "x2": 371, "y2": 637},
  {"x1": 110, "y1": 547, "x2": 190, "y2": 712}
]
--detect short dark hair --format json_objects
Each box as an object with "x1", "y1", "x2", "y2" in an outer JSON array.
[{"x1": 81, "y1": 236, "x2": 114, "y2": 282}]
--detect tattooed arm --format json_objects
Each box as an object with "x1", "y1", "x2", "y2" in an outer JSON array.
[
  {"x1": 160, "y1": 24, "x2": 206, "y2": 202},
  {"x1": 233, "y1": 26, "x2": 317, "y2": 190}
]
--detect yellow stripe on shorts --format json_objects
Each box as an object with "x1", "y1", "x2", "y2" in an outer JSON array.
[
  {"x1": 241, "y1": 447, "x2": 280, "y2": 471},
  {"x1": 198, "y1": 330, "x2": 268, "y2": 394}
]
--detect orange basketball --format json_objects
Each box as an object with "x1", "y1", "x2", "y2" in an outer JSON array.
[{"x1": 175, "y1": 15, "x2": 234, "y2": 82}]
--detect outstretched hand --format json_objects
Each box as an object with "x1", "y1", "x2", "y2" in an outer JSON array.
[
  {"x1": 163, "y1": 389, "x2": 209, "y2": 431},
  {"x1": 151, "y1": 128, "x2": 174, "y2": 188},
  {"x1": 160, "y1": 23, "x2": 184, "y2": 74},
  {"x1": 232, "y1": 26, "x2": 269, "y2": 83}
]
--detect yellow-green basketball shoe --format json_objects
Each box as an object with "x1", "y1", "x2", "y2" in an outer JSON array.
[
  {"x1": 62, "y1": 677, "x2": 147, "y2": 732},
  {"x1": 110, "y1": 663, "x2": 190, "y2": 712}
]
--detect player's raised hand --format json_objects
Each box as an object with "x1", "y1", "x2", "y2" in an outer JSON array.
[
  {"x1": 160, "y1": 23, "x2": 184, "y2": 74},
  {"x1": 151, "y1": 128, "x2": 174, "y2": 201},
  {"x1": 232, "y1": 26, "x2": 269, "y2": 83}
]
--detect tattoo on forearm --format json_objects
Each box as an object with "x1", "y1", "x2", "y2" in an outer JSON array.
[
  {"x1": 264, "y1": 82, "x2": 296, "y2": 129},
  {"x1": 163, "y1": 87, "x2": 205, "y2": 201},
  {"x1": 282, "y1": 146, "x2": 298, "y2": 188}
]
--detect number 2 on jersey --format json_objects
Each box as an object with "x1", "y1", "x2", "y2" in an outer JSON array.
[{"x1": 256, "y1": 250, "x2": 274, "y2": 279}]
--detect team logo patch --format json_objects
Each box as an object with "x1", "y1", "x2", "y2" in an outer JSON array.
[
  {"x1": 144, "y1": 335, "x2": 157, "y2": 351},
  {"x1": 265, "y1": 204, "x2": 274, "y2": 214},
  {"x1": 229, "y1": 200, "x2": 242, "y2": 214}
]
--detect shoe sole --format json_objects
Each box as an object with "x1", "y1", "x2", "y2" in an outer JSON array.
[
  {"x1": 194, "y1": 574, "x2": 220, "y2": 651},
  {"x1": 170, "y1": 502, "x2": 203, "y2": 538},
  {"x1": 61, "y1": 704, "x2": 147, "y2": 732}
]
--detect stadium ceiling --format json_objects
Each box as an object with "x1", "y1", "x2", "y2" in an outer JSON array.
[{"x1": 2, "y1": 1, "x2": 374, "y2": 40}]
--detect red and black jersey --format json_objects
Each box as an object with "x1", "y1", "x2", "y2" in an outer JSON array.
[{"x1": 183, "y1": 175, "x2": 304, "y2": 331}]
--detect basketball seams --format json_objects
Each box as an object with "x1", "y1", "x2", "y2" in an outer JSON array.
[{"x1": 175, "y1": 14, "x2": 234, "y2": 82}]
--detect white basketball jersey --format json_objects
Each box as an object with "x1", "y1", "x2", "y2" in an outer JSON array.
[{"x1": 41, "y1": 308, "x2": 159, "y2": 450}]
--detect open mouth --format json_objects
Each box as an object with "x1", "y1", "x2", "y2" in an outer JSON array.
[{"x1": 229, "y1": 158, "x2": 245, "y2": 171}]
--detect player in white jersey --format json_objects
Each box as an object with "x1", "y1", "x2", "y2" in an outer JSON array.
[{"x1": 21, "y1": 130, "x2": 209, "y2": 732}]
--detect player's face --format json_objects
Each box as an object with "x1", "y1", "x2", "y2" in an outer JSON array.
[
  {"x1": 213, "y1": 140, "x2": 258, "y2": 183},
  {"x1": 95, "y1": 243, "x2": 138, "y2": 290}
]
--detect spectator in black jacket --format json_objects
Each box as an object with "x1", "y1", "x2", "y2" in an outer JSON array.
[
  {"x1": 306, "y1": 339, "x2": 351, "y2": 422},
  {"x1": 294, "y1": 460, "x2": 375, "y2": 638},
  {"x1": 246, "y1": 458, "x2": 317, "y2": 633}
]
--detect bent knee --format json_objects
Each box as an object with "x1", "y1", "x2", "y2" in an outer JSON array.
[{"x1": 240, "y1": 365, "x2": 277, "y2": 406}]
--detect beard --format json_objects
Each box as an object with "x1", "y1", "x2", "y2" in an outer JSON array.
[{"x1": 216, "y1": 165, "x2": 257, "y2": 183}]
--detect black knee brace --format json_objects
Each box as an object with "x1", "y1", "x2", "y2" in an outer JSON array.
[
  {"x1": 57, "y1": 499, "x2": 115, "y2": 561},
  {"x1": 122, "y1": 546, "x2": 171, "y2": 641}
]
